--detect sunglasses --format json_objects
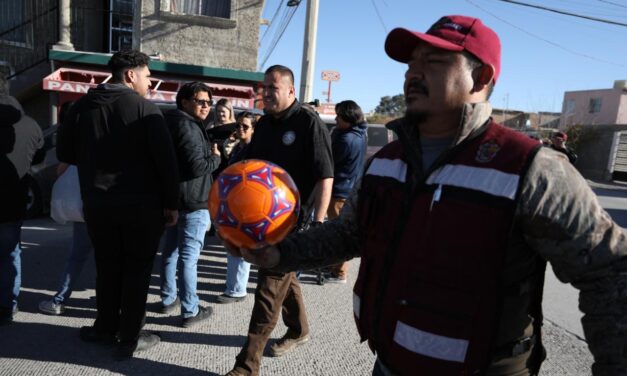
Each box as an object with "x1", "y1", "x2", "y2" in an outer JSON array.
[
  {"x1": 192, "y1": 98, "x2": 213, "y2": 107},
  {"x1": 236, "y1": 124, "x2": 251, "y2": 131}
]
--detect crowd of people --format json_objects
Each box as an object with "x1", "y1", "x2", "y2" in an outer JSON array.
[{"x1": 1, "y1": 13, "x2": 626, "y2": 376}]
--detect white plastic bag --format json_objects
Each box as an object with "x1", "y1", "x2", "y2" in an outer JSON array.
[{"x1": 50, "y1": 165, "x2": 84, "y2": 224}]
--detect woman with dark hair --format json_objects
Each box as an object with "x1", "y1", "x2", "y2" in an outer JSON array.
[
  {"x1": 326, "y1": 100, "x2": 367, "y2": 283},
  {"x1": 217, "y1": 111, "x2": 257, "y2": 304}
]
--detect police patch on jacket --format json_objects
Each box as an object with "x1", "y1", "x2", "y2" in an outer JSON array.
[
  {"x1": 476, "y1": 140, "x2": 500, "y2": 163},
  {"x1": 282, "y1": 131, "x2": 296, "y2": 146}
]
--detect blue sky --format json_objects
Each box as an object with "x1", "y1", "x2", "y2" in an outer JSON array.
[{"x1": 258, "y1": 0, "x2": 627, "y2": 114}]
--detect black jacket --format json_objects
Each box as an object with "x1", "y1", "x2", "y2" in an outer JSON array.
[
  {"x1": 165, "y1": 109, "x2": 221, "y2": 211},
  {"x1": 0, "y1": 95, "x2": 43, "y2": 222},
  {"x1": 57, "y1": 84, "x2": 179, "y2": 211}
]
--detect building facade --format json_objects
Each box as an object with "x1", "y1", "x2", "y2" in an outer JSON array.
[
  {"x1": 560, "y1": 80, "x2": 627, "y2": 128},
  {"x1": 0, "y1": 0, "x2": 265, "y2": 127}
]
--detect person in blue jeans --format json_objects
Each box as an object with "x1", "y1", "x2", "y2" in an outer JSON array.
[
  {"x1": 39, "y1": 221, "x2": 93, "y2": 315},
  {"x1": 159, "y1": 82, "x2": 221, "y2": 328},
  {"x1": 39, "y1": 103, "x2": 95, "y2": 316},
  {"x1": 217, "y1": 112, "x2": 256, "y2": 304},
  {"x1": 0, "y1": 74, "x2": 44, "y2": 325}
]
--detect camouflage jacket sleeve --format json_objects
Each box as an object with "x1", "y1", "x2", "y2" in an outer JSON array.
[
  {"x1": 518, "y1": 147, "x2": 627, "y2": 375},
  {"x1": 273, "y1": 182, "x2": 363, "y2": 272}
]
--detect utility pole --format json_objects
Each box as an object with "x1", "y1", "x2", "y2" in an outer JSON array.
[{"x1": 299, "y1": 0, "x2": 319, "y2": 103}]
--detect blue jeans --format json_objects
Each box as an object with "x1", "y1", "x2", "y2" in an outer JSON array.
[
  {"x1": 53, "y1": 222, "x2": 94, "y2": 304},
  {"x1": 225, "y1": 253, "x2": 250, "y2": 297},
  {"x1": 0, "y1": 221, "x2": 22, "y2": 313},
  {"x1": 160, "y1": 209, "x2": 210, "y2": 318}
]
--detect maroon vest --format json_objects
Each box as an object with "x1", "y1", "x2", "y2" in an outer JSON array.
[{"x1": 353, "y1": 122, "x2": 540, "y2": 375}]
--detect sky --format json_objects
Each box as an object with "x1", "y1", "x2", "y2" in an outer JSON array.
[{"x1": 257, "y1": 0, "x2": 627, "y2": 114}]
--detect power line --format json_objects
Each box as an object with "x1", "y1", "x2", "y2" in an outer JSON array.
[
  {"x1": 466, "y1": 0, "x2": 626, "y2": 67},
  {"x1": 260, "y1": 0, "x2": 285, "y2": 44},
  {"x1": 259, "y1": 4, "x2": 300, "y2": 69},
  {"x1": 598, "y1": 0, "x2": 627, "y2": 8},
  {"x1": 370, "y1": 0, "x2": 387, "y2": 32},
  {"x1": 493, "y1": 0, "x2": 627, "y2": 27}
]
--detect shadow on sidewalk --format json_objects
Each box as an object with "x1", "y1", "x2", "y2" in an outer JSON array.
[{"x1": 0, "y1": 321, "x2": 220, "y2": 375}]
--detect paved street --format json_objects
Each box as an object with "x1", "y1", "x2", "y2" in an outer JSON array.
[{"x1": 5, "y1": 179, "x2": 627, "y2": 375}]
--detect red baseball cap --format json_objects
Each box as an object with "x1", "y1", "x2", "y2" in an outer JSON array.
[
  {"x1": 385, "y1": 15, "x2": 501, "y2": 83},
  {"x1": 553, "y1": 131, "x2": 567, "y2": 141}
]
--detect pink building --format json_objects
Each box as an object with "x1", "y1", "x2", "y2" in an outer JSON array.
[{"x1": 560, "y1": 80, "x2": 627, "y2": 128}]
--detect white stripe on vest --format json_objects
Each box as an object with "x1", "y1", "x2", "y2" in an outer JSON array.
[
  {"x1": 426, "y1": 164, "x2": 519, "y2": 200},
  {"x1": 353, "y1": 293, "x2": 361, "y2": 319},
  {"x1": 393, "y1": 321, "x2": 469, "y2": 363},
  {"x1": 366, "y1": 158, "x2": 407, "y2": 183}
]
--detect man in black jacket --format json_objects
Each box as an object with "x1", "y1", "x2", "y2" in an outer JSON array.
[
  {"x1": 57, "y1": 50, "x2": 179, "y2": 358},
  {"x1": 0, "y1": 73, "x2": 43, "y2": 325},
  {"x1": 159, "y1": 82, "x2": 221, "y2": 327}
]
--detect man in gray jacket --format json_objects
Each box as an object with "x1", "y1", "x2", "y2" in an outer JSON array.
[
  {"x1": 232, "y1": 15, "x2": 627, "y2": 376},
  {"x1": 0, "y1": 73, "x2": 43, "y2": 325}
]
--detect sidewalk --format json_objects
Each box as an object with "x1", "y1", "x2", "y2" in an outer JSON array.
[{"x1": 0, "y1": 218, "x2": 592, "y2": 375}]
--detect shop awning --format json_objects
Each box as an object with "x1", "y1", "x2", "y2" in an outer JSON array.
[{"x1": 43, "y1": 67, "x2": 257, "y2": 108}]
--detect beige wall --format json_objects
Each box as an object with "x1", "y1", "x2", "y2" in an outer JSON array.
[
  {"x1": 618, "y1": 93, "x2": 627, "y2": 124},
  {"x1": 560, "y1": 88, "x2": 626, "y2": 128},
  {"x1": 139, "y1": 0, "x2": 263, "y2": 72}
]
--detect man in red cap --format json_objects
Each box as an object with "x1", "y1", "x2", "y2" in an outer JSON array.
[
  {"x1": 230, "y1": 15, "x2": 627, "y2": 376},
  {"x1": 550, "y1": 131, "x2": 578, "y2": 164}
]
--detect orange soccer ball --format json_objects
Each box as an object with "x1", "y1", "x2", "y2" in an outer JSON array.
[{"x1": 209, "y1": 159, "x2": 300, "y2": 249}]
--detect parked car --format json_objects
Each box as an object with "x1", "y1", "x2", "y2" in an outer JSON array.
[{"x1": 24, "y1": 102, "x2": 262, "y2": 218}]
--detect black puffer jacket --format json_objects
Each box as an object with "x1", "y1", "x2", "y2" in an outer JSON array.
[{"x1": 165, "y1": 109, "x2": 221, "y2": 211}]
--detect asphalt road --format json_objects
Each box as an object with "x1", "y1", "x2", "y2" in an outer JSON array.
[{"x1": 2, "y1": 181, "x2": 626, "y2": 375}]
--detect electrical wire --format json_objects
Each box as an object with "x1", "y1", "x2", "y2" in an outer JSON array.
[
  {"x1": 466, "y1": 0, "x2": 626, "y2": 67},
  {"x1": 493, "y1": 0, "x2": 627, "y2": 27},
  {"x1": 260, "y1": 0, "x2": 284, "y2": 44},
  {"x1": 598, "y1": 0, "x2": 627, "y2": 9},
  {"x1": 259, "y1": 3, "x2": 300, "y2": 69},
  {"x1": 370, "y1": 0, "x2": 387, "y2": 32}
]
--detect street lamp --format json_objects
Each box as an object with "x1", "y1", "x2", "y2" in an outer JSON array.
[{"x1": 287, "y1": 0, "x2": 301, "y2": 6}]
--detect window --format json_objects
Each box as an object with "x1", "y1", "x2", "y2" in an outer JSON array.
[
  {"x1": 170, "y1": 0, "x2": 231, "y2": 18},
  {"x1": 0, "y1": 0, "x2": 33, "y2": 47},
  {"x1": 589, "y1": 97, "x2": 602, "y2": 113},
  {"x1": 109, "y1": 0, "x2": 134, "y2": 52}
]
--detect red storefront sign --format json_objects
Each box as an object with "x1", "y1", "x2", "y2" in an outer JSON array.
[{"x1": 43, "y1": 68, "x2": 256, "y2": 108}]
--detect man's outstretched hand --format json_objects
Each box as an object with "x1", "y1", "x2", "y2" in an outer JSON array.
[{"x1": 217, "y1": 234, "x2": 281, "y2": 269}]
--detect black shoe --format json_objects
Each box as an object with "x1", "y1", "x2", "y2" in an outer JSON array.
[
  {"x1": 182, "y1": 306, "x2": 213, "y2": 328},
  {"x1": 114, "y1": 330, "x2": 160, "y2": 360},
  {"x1": 158, "y1": 297, "x2": 180, "y2": 314},
  {"x1": 79, "y1": 326, "x2": 117, "y2": 345},
  {"x1": 216, "y1": 294, "x2": 246, "y2": 304}
]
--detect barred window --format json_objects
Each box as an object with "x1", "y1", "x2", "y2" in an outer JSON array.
[
  {"x1": 0, "y1": 0, "x2": 33, "y2": 46},
  {"x1": 170, "y1": 0, "x2": 231, "y2": 18}
]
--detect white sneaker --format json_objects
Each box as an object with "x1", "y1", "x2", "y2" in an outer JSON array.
[{"x1": 38, "y1": 300, "x2": 65, "y2": 315}]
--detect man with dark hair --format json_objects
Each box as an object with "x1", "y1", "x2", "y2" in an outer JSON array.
[
  {"x1": 57, "y1": 50, "x2": 179, "y2": 358},
  {"x1": 234, "y1": 15, "x2": 627, "y2": 375},
  {"x1": 0, "y1": 73, "x2": 43, "y2": 325},
  {"x1": 325, "y1": 100, "x2": 367, "y2": 283},
  {"x1": 224, "y1": 64, "x2": 334, "y2": 376},
  {"x1": 158, "y1": 81, "x2": 220, "y2": 327},
  {"x1": 550, "y1": 131, "x2": 577, "y2": 164}
]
